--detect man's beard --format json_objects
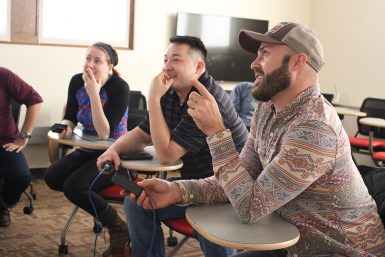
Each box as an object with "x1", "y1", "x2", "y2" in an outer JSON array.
[{"x1": 252, "y1": 55, "x2": 291, "y2": 102}]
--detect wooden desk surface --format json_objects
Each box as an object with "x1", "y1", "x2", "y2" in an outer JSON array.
[
  {"x1": 47, "y1": 128, "x2": 114, "y2": 150},
  {"x1": 48, "y1": 129, "x2": 183, "y2": 172},
  {"x1": 120, "y1": 146, "x2": 183, "y2": 172},
  {"x1": 359, "y1": 117, "x2": 385, "y2": 128},
  {"x1": 334, "y1": 107, "x2": 367, "y2": 117},
  {"x1": 186, "y1": 204, "x2": 300, "y2": 251}
]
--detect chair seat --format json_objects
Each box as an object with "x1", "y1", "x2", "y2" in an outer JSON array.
[
  {"x1": 373, "y1": 151, "x2": 385, "y2": 162},
  {"x1": 349, "y1": 136, "x2": 385, "y2": 150},
  {"x1": 99, "y1": 184, "x2": 125, "y2": 201},
  {"x1": 163, "y1": 218, "x2": 193, "y2": 236},
  {"x1": 99, "y1": 177, "x2": 143, "y2": 201}
]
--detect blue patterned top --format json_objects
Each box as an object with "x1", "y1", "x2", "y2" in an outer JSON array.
[{"x1": 64, "y1": 73, "x2": 129, "y2": 139}]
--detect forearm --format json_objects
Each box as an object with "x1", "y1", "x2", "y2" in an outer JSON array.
[
  {"x1": 207, "y1": 129, "x2": 262, "y2": 223},
  {"x1": 109, "y1": 128, "x2": 150, "y2": 154},
  {"x1": 21, "y1": 103, "x2": 42, "y2": 134},
  {"x1": 173, "y1": 176, "x2": 228, "y2": 205},
  {"x1": 90, "y1": 97, "x2": 110, "y2": 139},
  {"x1": 209, "y1": 125, "x2": 337, "y2": 224},
  {"x1": 148, "y1": 96, "x2": 180, "y2": 163}
]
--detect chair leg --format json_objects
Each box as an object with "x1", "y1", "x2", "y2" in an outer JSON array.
[
  {"x1": 22, "y1": 190, "x2": 34, "y2": 214},
  {"x1": 59, "y1": 206, "x2": 79, "y2": 254},
  {"x1": 166, "y1": 236, "x2": 190, "y2": 257},
  {"x1": 23, "y1": 183, "x2": 36, "y2": 214},
  {"x1": 167, "y1": 227, "x2": 178, "y2": 246}
]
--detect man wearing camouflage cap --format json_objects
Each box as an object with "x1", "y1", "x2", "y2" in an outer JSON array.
[{"x1": 132, "y1": 22, "x2": 385, "y2": 256}]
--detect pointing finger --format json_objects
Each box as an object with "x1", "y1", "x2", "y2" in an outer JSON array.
[{"x1": 191, "y1": 79, "x2": 214, "y2": 100}]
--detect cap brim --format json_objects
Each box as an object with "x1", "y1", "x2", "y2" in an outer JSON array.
[{"x1": 239, "y1": 29, "x2": 282, "y2": 54}]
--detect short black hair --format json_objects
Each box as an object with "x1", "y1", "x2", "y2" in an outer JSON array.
[{"x1": 169, "y1": 35, "x2": 207, "y2": 61}]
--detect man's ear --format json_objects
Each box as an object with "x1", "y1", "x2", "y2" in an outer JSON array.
[
  {"x1": 196, "y1": 60, "x2": 206, "y2": 74},
  {"x1": 292, "y1": 53, "x2": 308, "y2": 71}
]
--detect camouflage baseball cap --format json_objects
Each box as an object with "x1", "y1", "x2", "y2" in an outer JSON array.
[{"x1": 239, "y1": 22, "x2": 325, "y2": 72}]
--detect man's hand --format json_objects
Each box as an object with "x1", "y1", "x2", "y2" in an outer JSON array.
[
  {"x1": 97, "y1": 148, "x2": 121, "y2": 173},
  {"x1": 127, "y1": 178, "x2": 181, "y2": 210},
  {"x1": 2, "y1": 138, "x2": 28, "y2": 153},
  {"x1": 187, "y1": 80, "x2": 226, "y2": 136},
  {"x1": 148, "y1": 72, "x2": 174, "y2": 102}
]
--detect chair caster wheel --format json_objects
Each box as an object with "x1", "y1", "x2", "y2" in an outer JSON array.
[
  {"x1": 31, "y1": 192, "x2": 37, "y2": 200},
  {"x1": 93, "y1": 222, "x2": 103, "y2": 233},
  {"x1": 23, "y1": 206, "x2": 33, "y2": 214},
  {"x1": 167, "y1": 236, "x2": 178, "y2": 246},
  {"x1": 58, "y1": 244, "x2": 68, "y2": 254}
]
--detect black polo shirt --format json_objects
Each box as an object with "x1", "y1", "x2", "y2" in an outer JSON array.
[{"x1": 139, "y1": 71, "x2": 248, "y2": 179}]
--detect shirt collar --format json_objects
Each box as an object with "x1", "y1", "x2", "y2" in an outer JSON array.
[{"x1": 273, "y1": 85, "x2": 320, "y2": 121}]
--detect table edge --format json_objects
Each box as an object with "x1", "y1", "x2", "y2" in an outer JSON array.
[{"x1": 185, "y1": 207, "x2": 300, "y2": 250}]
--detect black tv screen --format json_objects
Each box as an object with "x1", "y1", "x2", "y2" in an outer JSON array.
[{"x1": 176, "y1": 12, "x2": 268, "y2": 82}]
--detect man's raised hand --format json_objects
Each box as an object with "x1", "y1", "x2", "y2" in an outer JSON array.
[{"x1": 187, "y1": 80, "x2": 226, "y2": 136}]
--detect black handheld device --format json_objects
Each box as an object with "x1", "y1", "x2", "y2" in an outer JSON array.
[
  {"x1": 50, "y1": 123, "x2": 68, "y2": 133},
  {"x1": 120, "y1": 151, "x2": 153, "y2": 160},
  {"x1": 101, "y1": 161, "x2": 115, "y2": 173},
  {"x1": 111, "y1": 172, "x2": 143, "y2": 198}
]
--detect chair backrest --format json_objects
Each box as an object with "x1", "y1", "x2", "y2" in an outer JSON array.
[
  {"x1": 357, "y1": 97, "x2": 385, "y2": 138},
  {"x1": 321, "y1": 93, "x2": 334, "y2": 103},
  {"x1": 128, "y1": 90, "x2": 147, "y2": 109},
  {"x1": 127, "y1": 91, "x2": 148, "y2": 131},
  {"x1": 11, "y1": 99, "x2": 21, "y2": 125}
]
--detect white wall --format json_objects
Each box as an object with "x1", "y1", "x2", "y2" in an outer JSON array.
[
  {"x1": 1, "y1": 0, "x2": 311, "y2": 128},
  {"x1": 311, "y1": 0, "x2": 385, "y2": 107}
]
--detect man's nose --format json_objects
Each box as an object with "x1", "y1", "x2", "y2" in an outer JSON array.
[
  {"x1": 250, "y1": 56, "x2": 261, "y2": 71},
  {"x1": 163, "y1": 62, "x2": 172, "y2": 72}
]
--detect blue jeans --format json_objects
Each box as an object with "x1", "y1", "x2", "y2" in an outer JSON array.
[
  {"x1": 124, "y1": 197, "x2": 235, "y2": 257},
  {"x1": 0, "y1": 148, "x2": 32, "y2": 206}
]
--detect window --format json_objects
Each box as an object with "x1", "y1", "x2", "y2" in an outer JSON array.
[
  {"x1": 0, "y1": 0, "x2": 10, "y2": 41},
  {"x1": 1, "y1": 0, "x2": 135, "y2": 49}
]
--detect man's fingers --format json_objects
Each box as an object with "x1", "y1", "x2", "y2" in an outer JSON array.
[
  {"x1": 137, "y1": 178, "x2": 155, "y2": 188},
  {"x1": 191, "y1": 79, "x2": 214, "y2": 100}
]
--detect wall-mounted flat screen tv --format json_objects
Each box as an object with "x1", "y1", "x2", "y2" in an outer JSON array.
[{"x1": 176, "y1": 12, "x2": 268, "y2": 82}]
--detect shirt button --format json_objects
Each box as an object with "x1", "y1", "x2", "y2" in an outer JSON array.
[
  {"x1": 189, "y1": 194, "x2": 194, "y2": 199},
  {"x1": 270, "y1": 132, "x2": 273, "y2": 137}
]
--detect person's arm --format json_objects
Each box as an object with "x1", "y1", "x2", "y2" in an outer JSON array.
[
  {"x1": 172, "y1": 124, "x2": 262, "y2": 205},
  {"x1": 2, "y1": 67, "x2": 43, "y2": 152},
  {"x1": 187, "y1": 80, "x2": 226, "y2": 136},
  {"x1": 229, "y1": 86, "x2": 242, "y2": 114},
  {"x1": 147, "y1": 72, "x2": 188, "y2": 163},
  {"x1": 187, "y1": 79, "x2": 337, "y2": 222},
  {"x1": 209, "y1": 122, "x2": 336, "y2": 223},
  {"x1": 83, "y1": 68, "x2": 110, "y2": 139},
  {"x1": 20, "y1": 103, "x2": 41, "y2": 137},
  {"x1": 128, "y1": 176, "x2": 227, "y2": 210},
  {"x1": 99, "y1": 75, "x2": 130, "y2": 138},
  {"x1": 127, "y1": 178, "x2": 182, "y2": 209},
  {"x1": 96, "y1": 127, "x2": 152, "y2": 171},
  {"x1": 3, "y1": 102, "x2": 42, "y2": 153}
]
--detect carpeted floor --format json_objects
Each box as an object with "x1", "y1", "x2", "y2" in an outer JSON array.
[{"x1": 0, "y1": 171, "x2": 203, "y2": 257}]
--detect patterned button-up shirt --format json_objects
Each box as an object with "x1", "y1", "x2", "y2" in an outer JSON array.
[{"x1": 175, "y1": 85, "x2": 385, "y2": 256}]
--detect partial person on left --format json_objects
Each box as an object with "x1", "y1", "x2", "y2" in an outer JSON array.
[{"x1": 0, "y1": 66, "x2": 42, "y2": 227}]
